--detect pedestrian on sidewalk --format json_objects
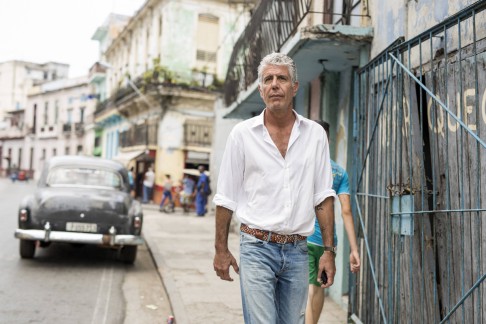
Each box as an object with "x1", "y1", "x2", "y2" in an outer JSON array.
[
  {"x1": 159, "y1": 174, "x2": 174, "y2": 211},
  {"x1": 195, "y1": 165, "x2": 210, "y2": 216},
  {"x1": 142, "y1": 166, "x2": 155, "y2": 204},
  {"x1": 180, "y1": 173, "x2": 196, "y2": 213},
  {"x1": 305, "y1": 120, "x2": 361, "y2": 324},
  {"x1": 213, "y1": 52, "x2": 336, "y2": 324}
]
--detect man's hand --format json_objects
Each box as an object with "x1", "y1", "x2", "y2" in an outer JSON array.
[
  {"x1": 214, "y1": 206, "x2": 238, "y2": 281},
  {"x1": 213, "y1": 249, "x2": 239, "y2": 281},
  {"x1": 317, "y1": 251, "x2": 336, "y2": 288}
]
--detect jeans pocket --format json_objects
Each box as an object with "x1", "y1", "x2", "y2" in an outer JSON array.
[
  {"x1": 296, "y1": 240, "x2": 309, "y2": 253},
  {"x1": 240, "y1": 232, "x2": 265, "y2": 246}
]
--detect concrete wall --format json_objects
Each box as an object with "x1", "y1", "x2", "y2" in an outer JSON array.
[{"x1": 368, "y1": 0, "x2": 478, "y2": 58}]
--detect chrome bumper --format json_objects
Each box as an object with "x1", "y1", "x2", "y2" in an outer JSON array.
[{"x1": 14, "y1": 228, "x2": 144, "y2": 246}]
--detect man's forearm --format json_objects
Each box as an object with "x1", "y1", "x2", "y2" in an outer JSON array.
[
  {"x1": 215, "y1": 206, "x2": 233, "y2": 252},
  {"x1": 315, "y1": 196, "x2": 335, "y2": 246}
]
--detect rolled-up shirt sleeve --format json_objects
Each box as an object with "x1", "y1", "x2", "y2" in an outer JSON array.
[
  {"x1": 313, "y1": 130, "x2": 336, "y2": 206},
  {"x1": 212, "y1": 129, "x2": 244, "y2": 212}
]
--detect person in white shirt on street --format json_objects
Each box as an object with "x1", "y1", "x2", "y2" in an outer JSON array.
[
  {"x1": 142, "y1": 166, "x2": 155, "y2": 203},
  {"x1": 213, "y1": 52, "x2": 336, "y2": 324}
]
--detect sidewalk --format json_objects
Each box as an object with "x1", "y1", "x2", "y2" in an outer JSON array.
[{"x1": 142, "y1": 204, "x2": 347, "y2": 323}]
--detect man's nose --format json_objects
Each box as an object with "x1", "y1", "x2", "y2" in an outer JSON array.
[{"x1": 270, "y1": 77, "x2": 279, "y2": 88}]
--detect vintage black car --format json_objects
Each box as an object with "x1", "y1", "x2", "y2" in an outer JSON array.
[{"x1": 14, "y1": 155, "x2": 144, "y2": 263}]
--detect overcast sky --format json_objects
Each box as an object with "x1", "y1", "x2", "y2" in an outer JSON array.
[{"x1": 0, "y1": 0, "x2": 146, "y2": 78}]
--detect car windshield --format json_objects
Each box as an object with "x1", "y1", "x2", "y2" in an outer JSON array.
[{"x1": 46, "y1": 166, "x2": 123, "y2": 189}]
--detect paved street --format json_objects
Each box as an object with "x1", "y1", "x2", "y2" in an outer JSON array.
[
  {"x1": 142, "y1": 204, "x2": 348, "y2": 323},
  {"x1": 0, "y1": 178, "x2": 171, "y2": 324}
]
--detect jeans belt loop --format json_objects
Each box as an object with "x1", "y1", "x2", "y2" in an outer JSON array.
[{"x1": 266, "y1": 231, "x2": 272, "y2": 242}]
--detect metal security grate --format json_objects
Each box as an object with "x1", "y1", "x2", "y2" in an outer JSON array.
[{"x1": 351, "y1": 2, "x2": 486, "y2": 323}]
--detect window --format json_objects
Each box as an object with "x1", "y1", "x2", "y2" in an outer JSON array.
[
  {"x1": 42, "y1": 149, "x2": 46, "y2": 160},
  {"x1": 43, "y1": 101, "x2": 49, "y2": 125},
  {"x1": 65, "y1": 146, "x2": 70, "y2": 155},
  {"x1": 53, "y1": 148, "x2": 57, "y2": 156},
  {"x1": 67, "y1": 109, "x2": 73, "y2": 124},
  {"x1": 195, "y1": 13, "x2": 219, "y2": 72},
  {"x1": 54, "y1": 100, "x2": 59, "y2": 123},
  {"x1": 32, "y1": 103, "x2": 37, "y2": 134},
  {"x1": 79, "y1": 107, "x2": 85, "y2": 124},
  {"x1": 46, "y1": 167, "x2": 122, "y2": 189}
]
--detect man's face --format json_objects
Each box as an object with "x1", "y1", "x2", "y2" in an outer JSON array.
[{"x1": 258, "y1": 64, "x2": 299, "y2": 113}]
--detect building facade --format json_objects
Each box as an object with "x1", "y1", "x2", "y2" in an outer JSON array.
[
  {"x1": 94, "y1": 0, "x2": 254, "y2": 201},
  {"x1": 1, "y1": 76, "x2": 95, "y2": 180},
  {"x1": 0, "y1": 60, "x2": 69, "y2": 176}
]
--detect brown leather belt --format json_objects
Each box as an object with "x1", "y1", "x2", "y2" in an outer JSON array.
[{"x1": 240, "y1": 223, "x2": 306, "y2": 244}]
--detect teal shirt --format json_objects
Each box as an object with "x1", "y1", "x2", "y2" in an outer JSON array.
[{"x1": 307, "y1": 160, "x2": 350, "y2": 246}]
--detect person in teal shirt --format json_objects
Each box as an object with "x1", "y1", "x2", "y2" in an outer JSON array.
[{"x1": 306, "y1": 120, "x2": 361, "y2": 324}]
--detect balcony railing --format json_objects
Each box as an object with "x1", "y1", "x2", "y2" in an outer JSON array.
[
  {"x1": 223, "y1": 0, "x2": 312, "y2": 106},
  {"x1": 184, "y1": 122, "x2": 212, "y2": 147},
  {"x1": 119, "y1": 123, "x2": 158, "y2": 148},
  {"x1": 62, "y1": 123, "x2": 84, "y2": 136}
]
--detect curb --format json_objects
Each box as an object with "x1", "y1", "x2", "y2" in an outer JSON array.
[{"x1": 142, "y1": 205, "x2": 189, "y2": 324}]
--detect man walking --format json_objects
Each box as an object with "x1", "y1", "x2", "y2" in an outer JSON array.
[{"x1": 213, "y1": 52, "x2": 336, "y2": 323}]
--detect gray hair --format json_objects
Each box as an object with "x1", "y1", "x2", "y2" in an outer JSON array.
[{"x1": 257, "y1": 52, "x2": 298, "y2": 85}]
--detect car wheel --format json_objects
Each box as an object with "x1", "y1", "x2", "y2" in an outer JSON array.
[
  {"x1": 20, "y1": 240, "x2": 36, "y2": 259},
  {"x1": 120, "y1": 246, "x2": 138, "y2": 264}
]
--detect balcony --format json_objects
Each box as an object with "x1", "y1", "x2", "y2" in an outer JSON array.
[
  {"x1": 184, "y1": 121, "x2": 212, "y2": 147},
  {"x1": 223, "y1": 0, "x2": 372, "y2": 118},
  {"x1": 119, "y1": 123, "x2": 158, "y2": 148},
  {"x1": 88, "y1": 62, "x2": 108, "y2": 84},
  {"x1": 62, "y1": 123, "x2": 84, "y2": 136}
]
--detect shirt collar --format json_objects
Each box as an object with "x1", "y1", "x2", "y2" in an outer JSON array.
[{"x1": 251, "y1": 108, "x2": 302, "y2": 128}]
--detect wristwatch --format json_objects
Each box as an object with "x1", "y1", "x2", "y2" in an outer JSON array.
[{"x1": 323, "y1": 246, "x2": 337, "y2": 256}]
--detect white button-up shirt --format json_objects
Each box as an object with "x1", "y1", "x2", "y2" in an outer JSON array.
[{"x1": 213, "y1": 110, "x2": 335, "y2": 236}]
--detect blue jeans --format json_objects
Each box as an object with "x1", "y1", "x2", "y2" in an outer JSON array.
[
  {"x1": 239, "y1": 232, "x2": 309, "y2": 324},
  {"x1": 142, "y1": 185, "x2": 153, "y2": 203},
  {"x1": 159, "y1": 190, "x2": 173, "y2": 207},
  {"x1": 195, "y1": 192, "x2": 207, "y2": 216}
]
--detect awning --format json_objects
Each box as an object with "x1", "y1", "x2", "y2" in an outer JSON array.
[
  {"x1": 112, "y1": 150, "x2": 145, "y2": 167},
  {"x1": 183, "y1": 168, "x2": 210, "y2": 177},
  {"x1": 185, "y1": 151, "x2": 210, "y2": 165}
]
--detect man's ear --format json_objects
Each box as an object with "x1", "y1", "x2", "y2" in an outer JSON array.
[
  {"x1": 292, "y1": 81, "x2": 299, "y2": 96},
  {"x1": 258, "y1": 84, "x2": 263, "y2": 99}
]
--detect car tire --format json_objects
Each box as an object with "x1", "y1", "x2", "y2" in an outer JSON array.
[
  {"x1": 20, "y1": 240, "x2": 36, "y2": 259},
  {"x1": 120, "y1": 245, "x2": 138, "y2": 264}
]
